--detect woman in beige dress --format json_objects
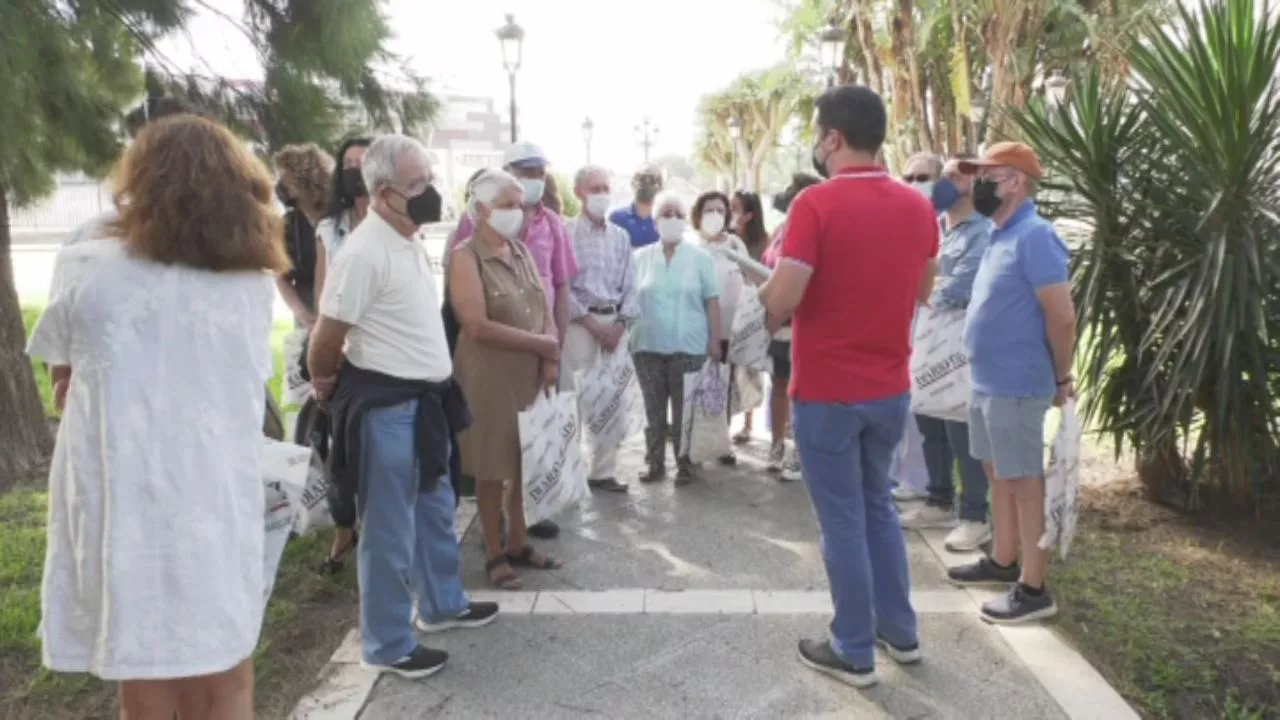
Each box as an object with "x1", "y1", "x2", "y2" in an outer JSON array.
[{"x1": 449, "y1": 169, "x2": 563, "y2": 590}]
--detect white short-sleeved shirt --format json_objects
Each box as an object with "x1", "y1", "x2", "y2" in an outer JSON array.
[
  {"x1": 314, "y1": 212, "x2": 353, "y2": 263},
  {"x1": 26, "y1": 239, "x2": 275, "y2": 680},
  {"x1": 319, "y1": 211, "x2": 453, "y2": 381}
]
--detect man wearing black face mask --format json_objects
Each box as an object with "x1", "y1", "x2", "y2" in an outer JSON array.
[
  {"x1": 761, "y1": 84, "x2": 940, "y2": 687},
  {"x1": 309, "y1": 135, "x2": 496, "y2": 680},
  {"x1": 945, "y1": 142, "x2": 1076, "y2": 626}
]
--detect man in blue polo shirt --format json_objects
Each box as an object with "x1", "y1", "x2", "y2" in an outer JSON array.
[
  {"x1": 946, "y1": 142, "x2": 1077, "y2": 626},
  {"x1": 609, "y1": 165, "x2": 663, "y2": 248}
]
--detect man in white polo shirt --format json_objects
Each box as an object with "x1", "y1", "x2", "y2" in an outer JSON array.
[{"x1": 308, "y1": 135, "x2": 497, "y2": 680}]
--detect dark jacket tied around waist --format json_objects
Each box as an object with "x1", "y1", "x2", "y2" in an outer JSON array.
[{"x1": 328, "y1": 361, "x2": 472, "y2": 509}]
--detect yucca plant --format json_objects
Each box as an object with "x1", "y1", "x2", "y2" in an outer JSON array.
[{"x1": 1013, "y1": 0, "x2": 1280, "y2": 514}]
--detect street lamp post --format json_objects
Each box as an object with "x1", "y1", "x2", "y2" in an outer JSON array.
[
  {"x1": 635, "y1": 116, "x2": 659, "y2": 163},
  {"x1": 496, "y1": 14, "x2": 524, "y2": 143},
  {"x1": 727, "y1": 116, "x2": 742, "y2": 190},
  {"x1": 581, "y1": 116, "x2": 594, "y2": 164},
  {"x1": 818, "y1": 18, "x2": 849, "y2": 88}
]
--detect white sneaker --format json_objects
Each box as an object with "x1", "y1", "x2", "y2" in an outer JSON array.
[
  {"x1": 766, "y1": 442, "x2": 785, "y2": 472},
  {"x1": 891, "y1": 486, "x2": 929, "y2": 502},
  {"x1": 781, "y1": 446, "x2": 803, "y2": 482},
  {"x1": 944, "y1": 521, "x2": 992, "y2": 552},
  {"x1": 899, "y1": 505, "x2": 958, "y2": 530}
]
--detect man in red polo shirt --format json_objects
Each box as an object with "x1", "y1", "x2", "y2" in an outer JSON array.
[{"x1": 760, "y1": 85, "x2": 939, "y2": 687}]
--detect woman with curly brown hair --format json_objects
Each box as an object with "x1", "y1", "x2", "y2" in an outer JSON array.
[
  {"x1": 273, "y1": 143, "x2": 335, "y2": 328},
  {"x1": 27, "y1": 115, "x2": 287, "y2": 720}
]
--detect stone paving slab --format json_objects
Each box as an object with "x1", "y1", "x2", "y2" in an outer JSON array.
[
  {"x1": 358, "y1": 614, "x2": 1067, "y2": 719},
  {"x1": 459, "y1": 438, "x2": 951, "y2": 591}
]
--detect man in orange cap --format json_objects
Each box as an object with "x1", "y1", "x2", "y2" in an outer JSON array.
[{"x1": 945, "y1": 141, "x2": 1077, "y2": 625}]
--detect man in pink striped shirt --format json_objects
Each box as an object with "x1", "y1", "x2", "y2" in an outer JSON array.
[{"x1": 449, "y1": 142, "x2": 578, "y2": 539}]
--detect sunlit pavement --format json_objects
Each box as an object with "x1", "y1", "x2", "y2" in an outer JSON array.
[{"x1": 324, "y1": 435, "x2": 1132, "y2": 720}]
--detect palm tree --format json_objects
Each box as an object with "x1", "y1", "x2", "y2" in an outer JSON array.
[{"x1": 1014, "y1": 0, "x2": 1280, "y2": 513}]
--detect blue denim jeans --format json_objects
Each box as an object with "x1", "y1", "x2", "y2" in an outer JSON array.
[
  {"x1": 914, "y1": 414, "x2": 990, "y2": 522},
  {"x1": 793, "y1": 394, "x2": 917, "y2": 668},
  {"x1": 357, "y1": 400, "x2": 469, "y2": 666}
]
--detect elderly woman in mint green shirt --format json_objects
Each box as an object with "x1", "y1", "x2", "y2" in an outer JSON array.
[{"x1": 631, "y1": 192, "x2": 723, "y2": 486}]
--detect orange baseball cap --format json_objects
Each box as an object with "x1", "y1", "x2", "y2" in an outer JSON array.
[{"x1": 957, "y1": 141, "x2": 1045, "y2": 180}]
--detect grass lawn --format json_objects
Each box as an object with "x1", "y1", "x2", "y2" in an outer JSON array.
[
  {"x1": 0, "y1": 307, "x2": 358, "y2": 720},
  {"x1": 1054, "y1": 479, "x2": 1280, "y2": 719}
]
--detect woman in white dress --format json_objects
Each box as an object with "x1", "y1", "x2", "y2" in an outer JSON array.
[
  {"x1": 27, "y1": 115, "x2": 288, "y2": 720},
  {"x1": 692, "y1": 191, "x2": 749, "y2": 466}
]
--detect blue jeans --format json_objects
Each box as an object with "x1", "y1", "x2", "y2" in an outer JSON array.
[
  {"x1": 357, "y1": 400, "x2": 469, "y2": 666},
  {"x1": 793, "y1": 394, "x2": 917, "y2": 668},
  {"x1": 914, "y1": 414, "x2": 990, "y2": 522}
]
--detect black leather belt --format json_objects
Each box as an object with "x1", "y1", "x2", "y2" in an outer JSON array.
[{"x1": 588, "y1": 304, "x2": 619, "y2": 314}]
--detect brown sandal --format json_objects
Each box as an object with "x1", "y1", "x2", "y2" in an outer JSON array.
[{"x1": 486, "y1": 556, "x2": 522, "y2": 590}]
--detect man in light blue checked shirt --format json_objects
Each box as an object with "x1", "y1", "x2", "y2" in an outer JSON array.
[
  {"x1": 898, "y1": 155, "x2": 995, "y2": 554},
  {"x1": 561, "y1": 165, "x2": 639, "y2": 493}
]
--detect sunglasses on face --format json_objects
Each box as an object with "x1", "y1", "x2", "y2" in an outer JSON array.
[{"x1": 902, "y1": 174, "x2": 933, "y2": 183}]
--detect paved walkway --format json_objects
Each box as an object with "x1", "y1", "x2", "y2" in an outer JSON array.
[{"x1": 293, "y1": 434, "x2": 1136, "y2": 720}]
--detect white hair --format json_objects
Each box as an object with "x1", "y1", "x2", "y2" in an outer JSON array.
[
  {"x1": 466, "y1": 169, "x2": 522, "y2": 221},
  {"x1": 361, "y1": 135, "x2": 431, "y2": 195},
  {"x1": 573, "y1": 165, "x2": 609, "y2": 190},
  {"x1": 652, "y1": 191, "x2": 687, "y2": 216}
]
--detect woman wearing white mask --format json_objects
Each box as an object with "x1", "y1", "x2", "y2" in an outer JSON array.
[
  {"x1": 692, "y1": 191, "x2": 750, "y2": 466},
  {"x1": 631, "y1": 192, "x2": 723, "y2": 485},
  {"x1": 450, "y1": 169, "x2": 563, "y2": 590}
]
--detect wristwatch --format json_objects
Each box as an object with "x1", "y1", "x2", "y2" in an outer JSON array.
[{"x1": 1056, "y1": 375, "x2": 1074, "y2": 386}]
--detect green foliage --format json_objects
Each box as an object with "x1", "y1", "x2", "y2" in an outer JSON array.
[
  {"x1": 552, "y1": 172, "x2": 580, "y2": 218},
  {"x1": 139, "y1": 0, "x2": 438, "y2": 153},
  {"x1": 0, "y1": 1, "x2": 153, "y2": 205},
  {"x1": 694, "y1": 64, "x2": 819, "y2": 190},
  {"x1": 1013, "y1": 0, "x2": 1280, "y2": 512}
]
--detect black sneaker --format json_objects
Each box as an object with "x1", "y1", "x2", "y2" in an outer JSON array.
[
  {"x1": 981, "y1": 584, "x2": 1058, "y2": 625},
  {"x1": 947, "y1": 556, "x2": 1021, "y2": 587},
  {"x1": 876, "y1": 635, "x2": 923, "y2": 665},
  {"x1": 796, "y1": 639, "x2": 877, "y2": 688},
  {"x1": 528, "y1": 519, "x2": 560, "y2": 539},
  {"x1": 416, "y1": 601, "x2": 500, "y2": 633},
  {"x1": 362, "y1": 645, "x2": 448, "y2": 679}
]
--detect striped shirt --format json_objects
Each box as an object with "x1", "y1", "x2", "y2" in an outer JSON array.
[{"x1": 565, "y1": 217, "x2": 638, "y2": 321}]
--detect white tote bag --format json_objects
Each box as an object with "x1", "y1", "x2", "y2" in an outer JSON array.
[
  {"x1": 909, "y1": 307, "x2": 972, "y2": 423},
  {"x1": 575, "y1": 350, "x2": 645, "y2": 460},
  {"x1": 681, "y1": 361, "x2": 732, "y2": 464},
  {"x1": 1039, "y1": 400, "x2": 1082, "y2": 558},
  {"x1": 261, "y1": 439, "x2": 309, "y2": 603},
  {"x1": 281, "y1": 329, "x2": 312, "y2": 409},
  {"x1": 727, "y1": 291, "x2": 773, "y2": 372},
  {"x1": 519, "y1": 391, "x2": 589, "y2": 526},
  {"x1": 729, "y1": 366, "x2": 765, "y2": 417},
  {"x1": 283, "y1": 450, "x2": 334, "y2": 535}
]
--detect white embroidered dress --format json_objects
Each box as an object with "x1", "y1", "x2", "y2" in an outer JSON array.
[{"x1": 26, "y1": 239, "x2": 275, "y2": 680}]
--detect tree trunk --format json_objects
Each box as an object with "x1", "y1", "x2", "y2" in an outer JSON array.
[
  {"x1": 852, "y1": 1, "x2": 885, "y2": 96},
  {"x1": 0, "y1": 184, "x2": 54, "y2": 490},
  {"x1": 897, "y1": 0, "x2": 933, "y2": 152}
]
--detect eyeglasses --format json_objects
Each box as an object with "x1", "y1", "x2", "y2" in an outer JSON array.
[{"x1": 902, "y1": 174, "x2": 933, "y2": 183}]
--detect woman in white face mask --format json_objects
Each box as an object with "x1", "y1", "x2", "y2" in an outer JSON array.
[
  {"x1": 692, "y1": 192, "x2": 751, "y2": 466},
  {"x1": 630, "y1": 192, "x2": 724, "y2": 486},
  {"x1": 449, "y1": 169, "x2": 564, "y2": 590}
]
